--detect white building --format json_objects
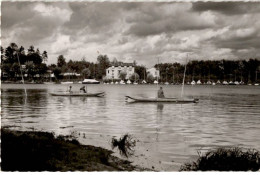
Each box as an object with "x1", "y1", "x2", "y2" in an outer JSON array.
[
  {"x1": 147, "y1": 67, "x2": 160, "y2": 78},
  {"x1": 106, "y1": 63, "x2": 135, "y2": 80}
]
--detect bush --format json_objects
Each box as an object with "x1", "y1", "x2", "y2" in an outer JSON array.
[{"x1": 180, "y1": 147, "x2": 260, "y2": 171}]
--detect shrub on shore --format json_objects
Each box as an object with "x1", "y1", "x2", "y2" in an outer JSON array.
[
  {"x1": 180, "y1": 147, "x2": 260, "y2": 171},
  {"x1": 111, "y1": 134, "x2": 136, "y2": 158}
]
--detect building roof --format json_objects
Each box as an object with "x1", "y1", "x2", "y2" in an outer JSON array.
[{"x1": 109, "y1": 62, "x2": 134, "y2": 67}]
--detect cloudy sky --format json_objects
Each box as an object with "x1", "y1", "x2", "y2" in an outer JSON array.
[{"x1": 1, "y1": 1, "x2": 260, "y2": 67}]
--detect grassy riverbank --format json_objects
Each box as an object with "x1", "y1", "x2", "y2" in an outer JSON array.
[{"x1": 1, "y1": 129, "x2": 146, "y2": 171}]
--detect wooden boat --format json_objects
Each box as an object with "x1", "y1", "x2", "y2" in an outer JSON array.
[
  {"x1": 50, "y1": 92, "x2": 105, "y2": 97},
  {"x1": 125, "y1": 96, "x2": 199, "y2": 103}
]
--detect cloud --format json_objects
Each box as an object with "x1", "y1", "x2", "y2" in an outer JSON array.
[
  {"x1": 125, "y1": 3, "x2": 217, "y2": 37},
  {"x1": 192, "y1": 2, "x2": 260, "y2": 15},
  {"x1": 1, "y1": 2, "x2": 260, "y2": 67}
]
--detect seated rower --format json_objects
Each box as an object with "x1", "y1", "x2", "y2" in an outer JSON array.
[
  {"x1": 68, "y1": 86, "x2": 73, "y2": 93},
  {"x1": 80, "y1": 86, "x2": 87, "y2": 93},
  {"x1": 157, "y1": 86, "x2": 165, "y2": 98}
]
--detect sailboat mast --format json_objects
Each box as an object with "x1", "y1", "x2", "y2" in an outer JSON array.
[
  {"x1": 181, "y1": 54, "x2": 188, "y2": 99},
  {"x1": 16, "y1": 53, "x2": 27, "y2": 97}
]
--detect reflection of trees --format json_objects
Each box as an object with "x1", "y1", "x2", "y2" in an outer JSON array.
[{"x1": 2, "y1": 89, "x2": 48, "y2": 118}]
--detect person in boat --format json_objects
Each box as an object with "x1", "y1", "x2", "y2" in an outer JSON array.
[
  {"x1": 80, "y1": 86, "x2": 87, "y2": 93},
  {"x1": 68, "y1": 86, "x2": 73, "y2": 93},
  {"x1": 157, "y1": 87, "x2": 165, "y2": 98}
]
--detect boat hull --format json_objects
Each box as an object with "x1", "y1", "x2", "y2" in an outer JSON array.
[
  {"x1": 82, "y1": 82, "x2": 100, "y2": 84},
  {"x1": 50, "y1": 92, "x2": 105, "y2": 97},
  {"x1": 125, "y1": 96, "x2": 199, "y2": 103}
]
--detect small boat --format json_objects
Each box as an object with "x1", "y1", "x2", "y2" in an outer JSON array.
[
  {"x1": 234, "y1": 81, "x2": 240, "y2": 85},
  {"x1": 191, "y1": 80, "x2": 196, "y2": 85},
  {"x1": 196, "y1": 80, "x2": 202, "y2": 85},
  {"x1": 222, "y1": 81, "x2": 228, "y2": 85},
  {"x1": 125, "y1": 96, "x2": 199, "y2": 103},
  {"x1": 120, "y1": 80, "x2": 125, "y2": 84},
  {"x1": 153, "y1": 80, "x2": 158, "y2": 84},
  {"x1": 127, "y1": 80, "x2": 131, "y2": 84},
  {"x1": 82, "y1": 79, "x2": 100, "y2": 84},
  {"x1": 61, "y1": 81, "x2": 73, "y2": 84},
  {"x1": 50, "y1": 92, "x2": 105, "y2": 97}
]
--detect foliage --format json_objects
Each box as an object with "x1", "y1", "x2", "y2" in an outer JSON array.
[
  {"x1": 111, "y1": 134, "x2": 136, "y2": 158},
  {"x1": 180, "y1": 147, "x2": 260, "y2": 171},
  {"x1": 146, "y1": 73, "x2": 155, "y2": 83},
  {"x1": 53, "y1": 67, "x2": 62, "y2": 80},
  {"x1": 129, "y1": 73, "x2": 140, "y2": 82},
  {"x1": 119, "y1": 71, "x2": 127, "y2": 80},
  {"x1": 82, "y1": 68, "x2": 91, "y2": 78},
  {"x1": 57, "y1": 55, "x2": 66, "y2": 67}
]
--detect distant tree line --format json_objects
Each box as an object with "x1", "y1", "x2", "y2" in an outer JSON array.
[
  {"x1": 1, "y1": 43, "x2": 48, "y2": 82},
  {"x1": 155, "y1": 59, "x2": 260, "y2": 84},
  {"x1": 1, "y1": 42, "x2": 259, "y2": 84}
]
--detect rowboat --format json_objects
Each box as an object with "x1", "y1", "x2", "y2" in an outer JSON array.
[
  {"x1": 50, "y1": 92, "x2": 105, "y2": 97},
  {"x1": 125, "y1": 96, "x2": 199, "y2": 103}
]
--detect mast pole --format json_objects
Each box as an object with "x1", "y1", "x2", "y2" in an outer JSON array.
[
  {"x1": 16, "y1": 53, "x2": 27, "y2": 97},
  {"x1": 181, "y1": 53, "x2": 188, "y2": 99}
]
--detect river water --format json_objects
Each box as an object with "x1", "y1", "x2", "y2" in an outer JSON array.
[{"x1": 1, "y1": 84, "x2": 260, "y2": 171}]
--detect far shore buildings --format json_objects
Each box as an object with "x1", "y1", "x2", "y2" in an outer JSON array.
[
  {"x1": 106, "y1": 63, "x2": 135, "y2": 80},
  {"x1": 106, "y1": 62, "x2": 160, "y2": 80}
]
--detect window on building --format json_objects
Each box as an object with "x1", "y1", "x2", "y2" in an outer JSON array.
[
  {"x1": 118, "y1": 70, "x2": 121, "y2": 74},
  {"x1": 108, "y1": 70, "x2": 109, "y2": 74}
]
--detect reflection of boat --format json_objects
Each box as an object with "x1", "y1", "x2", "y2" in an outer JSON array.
[
  {"x1": 50, "y1": 92, "x2": 105, "y2": 97},
  {"x1": 125, "y1": 96, "x2": 199, "y2": 103},
  {"x1": 82, "y1": 79, "x2": 100, "y2": 84},
  {"x1": 43, "y1": 82, "x2": 55, "y2": 84}
]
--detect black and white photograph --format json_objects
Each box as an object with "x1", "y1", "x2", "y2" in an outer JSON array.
[{"x1": 1, "y1": 0, "x2": 260, "y2": 172}]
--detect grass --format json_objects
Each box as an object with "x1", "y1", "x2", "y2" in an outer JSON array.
[
  {"x1": 180, "y1": 147, "x2": 260, "y2": 171},
  {"x1": 1, "y1": 129, "x2": 144, "y2": 171}
]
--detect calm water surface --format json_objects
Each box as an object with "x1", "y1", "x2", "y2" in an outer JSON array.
[{"x1": 1, "y1": 84, "x2": 260, "y2": 171}]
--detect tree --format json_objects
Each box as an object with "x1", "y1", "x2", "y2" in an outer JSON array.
[
  {"x1": 119, "y1": 71, "x2": 127, "y2": 80},
  {"x1": 42, "y1": 51, "x2": 48, "y2": 63},
  {"x1": 25, "y1": 61, "x2": 35, "y2": 79},
  {"x1": 147, "y1": 73, "x2": 155, "y2": 83},
  {"x1": 28, "y1": 45, "x2": 35, "y2": 55},
  {"x1": 97, "y1": 54, "x2": 110, "y2": 78},
  {"x1": 82, "y1": 68, "x2": 91, "y2": 78},
  {"x1": 53, "y1": 67, "x2": 62, "y2": 80},
  {"x1": 57, "y1": 55, "x2": 66, "y2": 67},
  {"x1": 129, "y1": 73, "x2": 140, "y2": 82},
  {"x1": 36, "y1": 63, "x2": 48, "y2": 77}
]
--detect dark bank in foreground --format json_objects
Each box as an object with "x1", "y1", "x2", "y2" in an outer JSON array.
[
  {"x1": 1, "y1": 129, "x2": 146, "y2": 171},
  {"x1": 1, "y1": 128, "x2": 260, "y2": 171}
]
